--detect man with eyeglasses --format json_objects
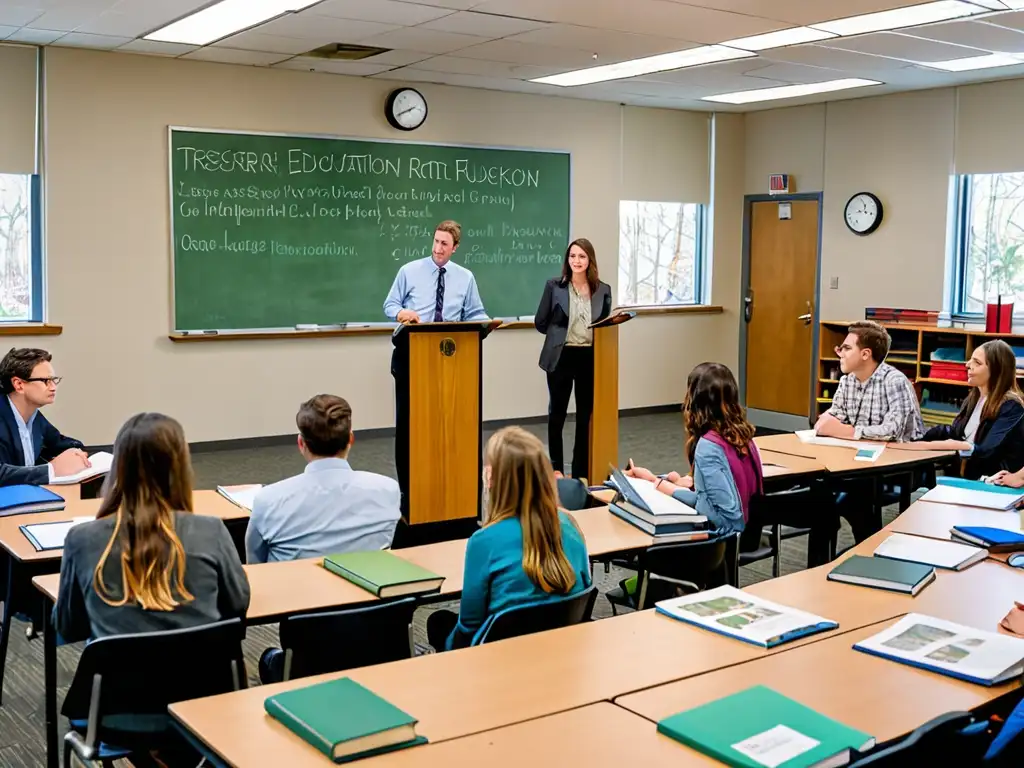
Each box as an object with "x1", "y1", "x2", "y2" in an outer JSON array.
[{"x1": 0, "y1": 347, "x2": 89, "y2": 485}]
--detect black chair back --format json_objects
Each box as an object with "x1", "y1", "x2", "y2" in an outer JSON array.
[
  {"x1": 848, "y1": 711, "x2": 992, "y2": 765},
  {"x1": 279, "y1": 597, "x2": 417, "y2": 681},
  {"x1": 62, "y1": 618, "x2": 246, "y2": 722},
  {"x1": 477, "y1": 585, "x2": 598, "y2": 644},
  {"x1": 635, "y1": 537, "x2": 731, "y2": 608}
]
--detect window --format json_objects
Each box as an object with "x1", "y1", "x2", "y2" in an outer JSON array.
[
  {"x1": 952, "y1": 171, "x2": 1024, "y2": 316},
  {"x1": 0, "y1": 173, "x2": 38, "y2": 321},
  {"x1": 618, "y1": 201, "x2": 705, "y2": 307}
]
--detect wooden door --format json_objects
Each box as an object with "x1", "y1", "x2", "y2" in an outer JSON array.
[{"x1": 745, "y1": 200, "x2": 819, "y2": 417}]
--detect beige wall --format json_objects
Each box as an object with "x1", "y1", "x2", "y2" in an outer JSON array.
[
  {"x1": 35, "y1": 47, "x2": 741, "y2": 445},
  {"x1": 743, "y1": 79, "x2": 1024, "y2": 322}
]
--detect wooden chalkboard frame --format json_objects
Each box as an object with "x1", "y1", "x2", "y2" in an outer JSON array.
[{"x1": 167, "y1": 125, "x2": 572, "y2": 335}]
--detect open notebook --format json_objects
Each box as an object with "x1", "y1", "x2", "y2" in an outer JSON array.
[
  {"x1": 20, "y1": 517, "x2": 93, "y2": 551},
  {"x1": 50, "y1": 451, "x2": 113, "y2": 485}
]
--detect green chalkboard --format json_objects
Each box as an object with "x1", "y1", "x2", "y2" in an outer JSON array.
[{"x1": 169, "y1": 128, "x2": 571, "y2": 331}]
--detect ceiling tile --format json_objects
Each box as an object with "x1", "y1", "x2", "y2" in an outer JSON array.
[
  {"x1": 819, "y1": 30, "x2": 986, "y2": 62},
  {"x1": 401, "y1": 54, "x2": 557, "y2": 79},
  {"x1": 907, "y1": 19, "x2": 1024, "y2": 52},
  {"x1": 0, "y1": 26, "x2": 16, "y2": 39},
  {"x1": 0, "y1": 6, "x2": 45, "y2": 27},
  {"x1": 24, "y1": 3, "x2": 112, "y2": 33},
  {"x1": 274, "y1": 57, "x2": 396, "y2": 76},
  {"x1": 419, "y1": 10, "x2": 549, "y2": 37},
  {"x1": 183, "y1": 47, "x2": 294, "y2": 66},
  {"x1": 453, "y1": 39, "x2": 607, "y2": 67},
  {"x1": 660, "y1": 1, "x2": 932, "y2": 27},
  {"x1": 216, "y1": 30, "x2": 333, "y2": 55},
  {"x1": 637, "y1": 58, "x2": 790, "y2": 89},
  {"x1": 738, "y1": 61, "x2": 849, "y2": 83},
  {"x1": 53, "y1": 32, "x2": 133, "y2": 50},
  {"x1": 117, "y1": 39, "x2": 199, "y2": 56},
  {"x1": 472, "y1": 0, "x2": 784, "y2": 42},
  {"x1": 311, "y1": 0, "x2": 455, "y2": 26},
  {"x1": 760, "y1": 42, "x2": 913, "y2": 73},
  {"x1": 386, "y1": 0, "x2": 481, "y2": 8},
  {"x1": 6, "y1": 27, "x2": 64, "y2": 44},
  {"x1": 255, "y1": 14, "x2": 398, "y2": 42},
  {"x1": 358, "y1": 49, "x2": 435, "y2": 66},
  {"x1": 982, "y1": 10, "x2": 1024, "y2": 33},
  {"x1": 357, "y1": 27, "x2": 491, "y2": 54},
  {"x1": 507, "y1": 24, "x2": 695, "y2": 61}
]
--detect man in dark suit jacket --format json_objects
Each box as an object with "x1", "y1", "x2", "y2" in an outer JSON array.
[{"x1": 0, "y1": 348, "x2": 88, "y2": 485}]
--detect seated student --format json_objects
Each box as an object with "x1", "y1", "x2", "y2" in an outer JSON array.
[
  {"x1": 0, "y1": 347, "x2": 90, "y2": 484},
  {"x1": 893, "y1": 340, "x2": 1024, "y2": 479},
  {"x1": 247, "y1": 395, "x2": 400, "y2": 564},
  {"x1": 626, "y1": 362, "x2": 759, "y2": 538},
  {"x1": 425, "y1": 426, "x2": 592, "y2": 651},
  {"x1": 814, "y1": 321, "x2": 924, "y2": 442},
  {"x1": 53, "y1": 412, "x2": 249, "y2": 767}
]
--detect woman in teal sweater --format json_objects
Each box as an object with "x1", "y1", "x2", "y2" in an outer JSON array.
[{"x1": 426, "y1": 426, "x2": 592, "y2": 651}]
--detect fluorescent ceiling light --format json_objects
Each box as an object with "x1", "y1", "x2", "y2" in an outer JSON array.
[
  {"x1": 703, "y1": 78, "x2": 881, "y2": 104},
  {"x1": 531, "y1": 45, "x2": 754, "y2": 87},
  {"x1": 812, "y1": 1, "x2": 984, "y2": 37},
  {"x1": 145, "y1": 0, "x2": 320, "y2": 45},
  {"x1": 924, "y1": 52, "x2": 1024, "y2": 70},
  {"x1": 721, "y1": 26, "x2": 837, "y2": 52}
]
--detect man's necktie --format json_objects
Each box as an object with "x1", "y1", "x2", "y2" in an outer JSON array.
[{"x1": 433, "y1": 267, "x2": 446, "y2": 322}]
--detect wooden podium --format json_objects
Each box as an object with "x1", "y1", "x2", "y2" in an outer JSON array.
[
  {"x1": 395, "y1": 320, "x2": 499, "y2": 541},
  {"x1": 586, "y1": 311, "x2": 635, "y2": 485}
]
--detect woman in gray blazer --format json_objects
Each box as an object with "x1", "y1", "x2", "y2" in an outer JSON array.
[{"x1": 534, "y1": 238, "x2": 612, "y2": 480}]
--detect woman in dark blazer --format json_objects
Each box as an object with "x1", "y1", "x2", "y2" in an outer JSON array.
[
  {"x1": 534, "y1": 238, "x2": 612, "y2": 480},
  {"x1": 894, "y1": 339, "x2": 1024, "y2": 479}
]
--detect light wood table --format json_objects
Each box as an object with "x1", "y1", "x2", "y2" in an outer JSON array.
[
  {"x1": 616, "y1": 620, "x2": 1021, "y2": 749},
  {"x1": 888, "y1": 500, "x2": 1022, "y2": 541},
  {"x1": 759, "y1": 450, "x2": 826, "y2": 481},
  {"x1": 754, "y1": 433, "x2": 954, "y2": 475}
]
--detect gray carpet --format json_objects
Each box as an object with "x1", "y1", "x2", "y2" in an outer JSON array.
[{"x1": 0, "y1": 413, "x2": 890, "y2": 766}]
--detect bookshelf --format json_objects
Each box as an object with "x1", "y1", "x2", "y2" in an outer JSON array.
[{"x1": 816, "y1": 320, "x2": 1024, "y2": 428}]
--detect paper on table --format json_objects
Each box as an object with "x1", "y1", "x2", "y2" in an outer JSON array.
[
  {"x1": 873, "y1": 532, "x2": 986, "y2": 570},
  {"x1": 49, "y1": 451, "x2": 113, "y2": 485},
  {"x1": 217, "y1": 484, "x2": 262, "y2": 511},
  {"x1": 796, "y1": 430, "x2": 881, "y2": 451},
  {"x1": 21, "y1": 516, "x2": 93, "y2": 551}
]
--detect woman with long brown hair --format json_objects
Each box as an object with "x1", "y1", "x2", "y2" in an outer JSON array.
[
  {"x1": 534, "y1": 238, "x2": 613, "y2": 480},
  {"x1": 426, "y1": 426, "x2": 591, "y2": 651},
  {"x1": 896, "y1": 339, "x2": 1024, "y2": 481},
  {"x1": 627, "y1": 362, "x2": 760, "y2": 536},
  {"x1": 54, "y1": 413, "x2": 249, "y2": 642}
]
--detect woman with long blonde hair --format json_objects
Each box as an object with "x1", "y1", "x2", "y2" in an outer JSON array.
[
  {"x1": 426, "y1": 426, "x2": 592, "y2": 651},
  {"x1": 54, "y1": 413, "x2": 249, "y2": 641}
]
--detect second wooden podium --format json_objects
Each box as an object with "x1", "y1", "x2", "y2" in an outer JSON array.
[
  {"x1": 586, "y1": 311, "x2": 634, "y2": 485},
  {"x1": 394, "y1": 320, "x2": 499, "y2": 543}
]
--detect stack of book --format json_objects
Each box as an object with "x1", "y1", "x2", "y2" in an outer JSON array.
[
  {"x1": 0, "y1": 485, "x2": 65, "y2": 517},
  {"x1": 920, "y1": 477, "x2": 1024, "y2": 510},
  {"x1": 920, "y1": 395, "x2": 958, "y2": 427},
  {"x1": 865, "y1": 307, "x2": 940, "y2": 325},
  {"x1": 605, "y1": 466, "x2": 708, "y2": 543}
]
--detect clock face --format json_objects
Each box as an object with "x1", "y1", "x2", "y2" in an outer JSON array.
[
  {"x1": 844, "y1": 192, "x2": 882, "y2": 235},
  {"x1": 388, "y1": 88, "x2": 427, "y2": 131}
]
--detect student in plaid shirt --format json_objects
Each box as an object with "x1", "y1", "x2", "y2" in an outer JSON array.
[
  {"x1": 816, "y1": 321, "x2": 924, "y2": 442},
  {"x1": 816, "y1": 321, "x2": 924, "y2": 544}
]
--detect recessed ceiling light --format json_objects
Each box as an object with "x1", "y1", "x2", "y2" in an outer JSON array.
[
  {"x1": 721, "y1": 27, "x2": 837, "y2": 52},
  {"x1": 703, "y1": 78, "x2": 881, "y2": 105},
  {"x1": 530, "y1": 45, "x2": 755, "y2": 87},
  {"x1": 923, "y1": 52, "x2": 1024, "y2": 70},
  {"x1": 145, "y1": 0, "x2": 320, "y2": 46},
  {"x1": 812, "y1": 1, "x2": 985, "y2": 37}
]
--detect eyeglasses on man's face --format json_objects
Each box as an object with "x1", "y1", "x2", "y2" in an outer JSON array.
[{"x1": 21, "y1": 376, "x2": 62, "y2": 387}]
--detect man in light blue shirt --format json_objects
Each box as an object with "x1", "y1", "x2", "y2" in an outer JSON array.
[
  {"x1": 384, "y1": 220, "x2": 488, "y2": 516},
  {"x1": 246, "y1": 394, "x2": 400, "y2": 564}
]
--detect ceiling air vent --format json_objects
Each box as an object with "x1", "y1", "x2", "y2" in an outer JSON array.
[{"x1": 304, "y1": 43, "x2": 391, "y2": 61}]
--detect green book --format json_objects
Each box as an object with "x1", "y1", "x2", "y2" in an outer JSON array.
[
  {"x1": 264, "y1": 677, "x2": 427, "y2": 763},
  {"x1": 827, "y1": 554, "x2": 936, "y2": 595},
  {"x1": 657, "y1": 686, "x2": 875, "y2": 768},
  {"x1": 322, "y1": 550, "x2": 445, "y2": 598}
]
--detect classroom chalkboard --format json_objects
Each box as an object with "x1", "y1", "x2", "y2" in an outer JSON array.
[{"x1": 169, "y1": 128, "x2": 571, "y2": 331}]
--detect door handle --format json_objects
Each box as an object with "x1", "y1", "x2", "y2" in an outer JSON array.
[
  {"x1": 744, "y1": 290, "x2": 753, "y2": 323},
  {"x1": 798, "y1": 300, "x2": 813, "y2": 325}
]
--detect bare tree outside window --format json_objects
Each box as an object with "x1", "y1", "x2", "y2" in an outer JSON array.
[
  {"x1": 962, "y1": 172, "x2": 1024, "y2": 314},
  {"x1": 619, "y1": 201, "x2": 702, "y2": 306},
  {"x1": 0, "y1": 175, "x2": 32, "y2": 320}
]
